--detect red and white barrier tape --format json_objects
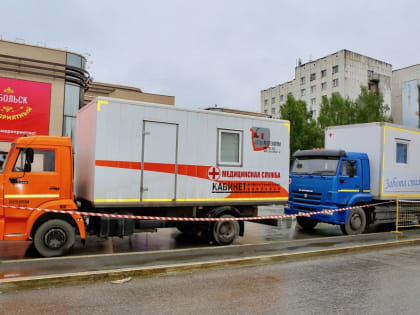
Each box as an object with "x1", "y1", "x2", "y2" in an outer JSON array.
[{"x1": 0, "y1": 201, "x2": 394, "y2": 222}]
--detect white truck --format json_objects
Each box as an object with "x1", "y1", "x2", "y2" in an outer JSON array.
[{"x1": 286, "y1": 122, "x2": 420, "y2": 234}]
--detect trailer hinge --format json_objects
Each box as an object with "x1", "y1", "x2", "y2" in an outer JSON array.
[
  {"x1": 141, "y1": 187, "x2": 149, "y2": 192},
  {"x1": 143, "y1": 131, "x2": 151, "y2": 136}
]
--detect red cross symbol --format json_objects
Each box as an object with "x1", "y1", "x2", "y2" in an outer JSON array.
[
  {"x1": 329, "y1": 133, "x2": 333, "y2": 138},
  {"x1": 208, "y1": 167, "x2": 221, "y2": 180}
]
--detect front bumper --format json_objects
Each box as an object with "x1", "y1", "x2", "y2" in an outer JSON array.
[{"x1": 284, "y1": 201, "x2": 347, "y2": 225}]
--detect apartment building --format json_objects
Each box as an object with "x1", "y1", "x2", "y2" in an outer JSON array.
[{"x1": 261, "y1": 49, "x2": 392, "y2": 119}]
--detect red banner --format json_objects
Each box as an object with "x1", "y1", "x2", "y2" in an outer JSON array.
[{"x1": 0, "y1": 77, "x2": 51, "y2": 141}]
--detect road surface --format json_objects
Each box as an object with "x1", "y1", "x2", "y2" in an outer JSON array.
[{"x1": 1, "y1": 245, "x2": 419, "y2": 314}]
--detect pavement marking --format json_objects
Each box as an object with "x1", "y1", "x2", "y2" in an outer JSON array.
[
  {"x1": 1, "y1": 231, "x2": 396, "y2": 264},
  {"x1": 2, "y1": 237, "x2": 420, "y2": 289}
]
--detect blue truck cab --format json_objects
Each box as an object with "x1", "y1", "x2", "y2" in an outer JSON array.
[{"x1": 285, "y1": 149, "x2": 373, "y2": 235}]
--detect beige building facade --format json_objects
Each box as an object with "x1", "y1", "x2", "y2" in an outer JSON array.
[
  {"x1": 85, "y1": 81, "x2": 174, "y2": 106},
  {"x1": 261, "y1": 50, "x2": 392, "y2": 119},
  {"x1": 0, "y1": 39, "x2": 174, "y2": 154}
]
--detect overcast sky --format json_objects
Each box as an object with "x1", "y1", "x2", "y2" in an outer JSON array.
[{"x1": 1, "y1": 0, "x2": 419, "y2": 111}]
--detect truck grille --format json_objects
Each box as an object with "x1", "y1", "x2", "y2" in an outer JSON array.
[{"x1": 292, "y1": 190, "x2": 322, "y2": 205}]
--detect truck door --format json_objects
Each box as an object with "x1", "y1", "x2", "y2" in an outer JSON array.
[
  {"x1": 3, "y1": 147, "x2": 61, "y2": 237},
  {"x1": 337, "y1": 159, "x2": 362, "y2": 201},
  {"x1": 141, "y1": 121, "x2": 178, "y2": 202}
]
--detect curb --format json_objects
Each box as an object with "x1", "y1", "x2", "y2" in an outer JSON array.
[{"x1": 1, "y1": 237, "x2": 420, "y2": 291}]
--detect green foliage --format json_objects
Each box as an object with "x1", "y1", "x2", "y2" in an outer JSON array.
[
  {"x1": 318, "y1": 87, "x2": 391, "y2": 129},
  {"x1": 354, "y1": 86, "x2": 392, "y2": 123},
  {"x1": 317, "y1": 93, "x2": 356, "y2": 129},
  {"x1": 280, "y1": 94, "x2": 323, "y2": 156},
  {"x1": 278, "y1": 86, "x2": 392, "y2": 155}
]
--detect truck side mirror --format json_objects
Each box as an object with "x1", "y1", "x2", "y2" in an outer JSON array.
[
  {"x1": 24, "y1": 148, "x2": 34, "y2": 172},
  {"x1": 25, "y1": 148, "x2": 34, "y2": 164}
]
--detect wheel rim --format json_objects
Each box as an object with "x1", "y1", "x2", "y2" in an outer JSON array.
[
  {"x1": 350, "y1": 213, "x2": 362, "y2": 230},
  {"x1": 216, "y1": 222, "x2": 235, "y2": 242},
  {"x1": 44, "y1": 228, "x2": 67, "y2": 249}
]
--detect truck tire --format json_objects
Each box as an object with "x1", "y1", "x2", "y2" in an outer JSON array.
[
  {"x1": 34, "y1": 219, "x2": 75, "y2": 257},
  {"x1": 296, "y1": 217, "x2": 318, "y2": 230},
  {"x1": 340, "y1": 208, "x2": 366, "y2": 235},
  {"x1": 212, "y1": 214, "x2": 239, "y2": 245}
]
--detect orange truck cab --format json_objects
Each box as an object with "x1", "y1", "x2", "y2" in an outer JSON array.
[{"x1": 0, "y1": 136, "x2": 85, "y2": 257}]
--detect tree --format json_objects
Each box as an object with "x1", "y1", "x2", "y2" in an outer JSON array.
[
  {"x1": 317, "y1": 87, "x2": 391, "y2": 130},
  {"x1": 280, "y1": 94, "x2": 323, "y2": 156},
  {"x1": 317, "y1": 93, "x2": 356, "y2": 129},
  {"x1": 354, "y1": 86, "x2": 392, "y2": 123}
]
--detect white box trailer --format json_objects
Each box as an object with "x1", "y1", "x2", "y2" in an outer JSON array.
[
  {"x1": 75, "y1": 97, "x2": 290, "y2": 206},
  {"x1": 73, "y1": 97, "x2": 289, "y2": 245},
  {"x1": 325, "y1": 122, "x2": 420, "y2": 200}
]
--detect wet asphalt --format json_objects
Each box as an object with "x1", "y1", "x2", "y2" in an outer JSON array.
[
  {"x1": 1, "y1": 205, "x2": 419, "y2": 282},
  {"x1": 2, "y1": 245, "x2": 420, "y2": 314}
]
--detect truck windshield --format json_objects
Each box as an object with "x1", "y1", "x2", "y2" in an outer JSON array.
[
  {"x1": 0, "y1": 152, "x2": 8, "y2": 173},
  {"x1": 0, "y1": 145, "x2": 14, "y2": 173},
  {"x1": 291, "y1": 157, "x2": 339, "y2": 175}
]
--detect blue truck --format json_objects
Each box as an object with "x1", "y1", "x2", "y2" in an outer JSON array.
[{"x1": 285, "y1": 123, "x2": 420, "y2": 234}]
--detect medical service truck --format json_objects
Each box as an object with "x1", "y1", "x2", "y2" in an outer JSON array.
[
  {"x1": 285, "y1": 122, "x2": 420, "y2": 235},
  {"x1": 0, "y1": 97, "x2": 290, "y2": 256}
]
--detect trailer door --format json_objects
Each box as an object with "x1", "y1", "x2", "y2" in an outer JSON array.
[{"x1": 141, "y1": 121, "x2": 178, "y2": 202}]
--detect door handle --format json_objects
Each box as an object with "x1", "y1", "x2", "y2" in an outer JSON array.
[
  {"x1": 340, "y1": 179, "x2": 346, "y2": 183},
  {"x1": 49, "y1": 186, "x2": 60, "y2": 191}
]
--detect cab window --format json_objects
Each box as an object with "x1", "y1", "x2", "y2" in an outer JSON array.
[
  {"x1": 340, "y1": 160, "x2": 357, "y2": 177},
  {"x1": 13, "y1": 149, "x2": 55, "y2": 172}
]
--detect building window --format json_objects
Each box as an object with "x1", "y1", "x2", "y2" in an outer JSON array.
[
  {"x1": 321, "y1": 82, "x2": 327, "y2": 90},
  {"x1": 264, "y1": 99, "x2": 268, "y2": 106},
  {"x1": 311, "y1": 85, "x2": 316, "y2": 94},
  {"x1": 396, "y1": 142, "x2": 408, "y2": 164},
  {"x1": 332, "y1": 65, "x2": 339, "y2": 74},
  {"x1": 300, "y1": 76, "x2": 306, "y2": 85},
  {"x1": 333, "y1": 78, "x2": 339, "y2": 87},
  {"x1": 321, "y1": 69, "x2": 327, "y2": 78},
  {"x1": 280, "y1": 94, "x2": 284, "y2": 102},
  {"x1": 312, "y1": 110, "x2": 317, "y2": 118},
  {"x1": 368, "y1": 70, "x2": 374, "y2": 78},
  {"x1": 264, "y1": 109, "x2": 268, "y2": 114},
  {"x1": 301, "y1": 89, "x2": 306, "y2": 96},
  {"x1": 271, "y1": 107, "x2": 276, "y2": 114},
  {"x1": 311, "y1": 98, "x2": 316, "y2": 106},
  {"x1": 310, "y1": 73, "x2": 316, "y2": 81},
  {"x1": 218, "y1": 129, "x2": 242, "y2": 166},
  {"x1": 63, "y1": 82, "x2": 83, "y2": 141},
  {"x1": 67, "y1": 52, "x2": 84, "y2": 68},
  {"x1": 271, "y1": 97, "x2": 275, "y2": 104}
]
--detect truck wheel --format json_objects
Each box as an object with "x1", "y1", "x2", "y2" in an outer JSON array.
[
  {"x1": 340, "y1": 208, "x2": 366, "y2": 235},
  {"x1": 296, "y1": 217, "x2": 318, "y2": 230},
  {"x1": 34, "y1": 219, "x2": 75, "y2": 257},
  {"x1": 212, "y1": 214, "x2": 239, "y2": 245}
]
